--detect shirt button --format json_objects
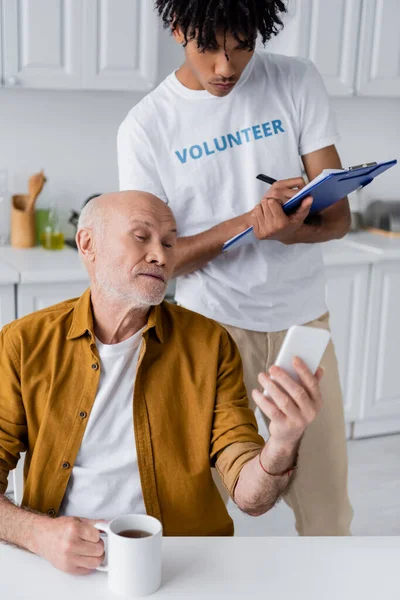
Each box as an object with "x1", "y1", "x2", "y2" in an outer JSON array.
[
  {"x1": 47, "y1": 509, "x2": 56, "y2": 517},
  {"x1": 79, "y1": 411, "x2": 87, "y2": 419},
  {"x1": 91, "y1": 363, "x2": 98, "y2": 370},
  {"x1": 62, "y1": 462, "x2": 70, "y2": 470}
]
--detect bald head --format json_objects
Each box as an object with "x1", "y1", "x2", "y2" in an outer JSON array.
[
  {"x1": 77, "y1": 190, "x2": 175, "y2": 237},
  {"x1": 76, "y1": 190, "x2": 177, "y2": 308}
]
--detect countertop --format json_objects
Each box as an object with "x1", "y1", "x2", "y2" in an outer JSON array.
[
  {"x1": 0, "y1": 246, "x2": 88, "y2": 284},
  {"x1": 0, "y1": 232, "x2": 398, "y2": 286},
  {"x1": 321, "y1": 236, "x2": 379, "y2": 266},
  {"x1": 344, "y1": 230, "x2": 400, "y2": 261}
]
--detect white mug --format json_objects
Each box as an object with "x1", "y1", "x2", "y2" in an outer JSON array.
[{"x1": 94, "y1": 514, "x2": 162, "y2": 598}]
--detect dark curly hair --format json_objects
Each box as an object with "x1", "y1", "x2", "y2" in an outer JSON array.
[{"x1": 155, "y1": 0, "x2": 287, "y2": 52}]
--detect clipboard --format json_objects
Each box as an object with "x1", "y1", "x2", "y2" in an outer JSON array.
[{"x1": 222, "y1": 159, "x2": 397, "y2": 251}]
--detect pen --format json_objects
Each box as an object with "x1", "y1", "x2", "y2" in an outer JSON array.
[{"x1": 256, "y1": 174, "x2": 277, "y2": 185}]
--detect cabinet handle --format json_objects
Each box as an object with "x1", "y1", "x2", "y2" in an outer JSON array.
[{"x1": 5, "y1": 76, "x2": 20, "y2": 86}]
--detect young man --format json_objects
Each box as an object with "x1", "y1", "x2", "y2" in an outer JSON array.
[
  {"x1": 0, "y1": 192, "x2": 323, "y2": 573},
  {"x1": 118, "y1": 1, "x2": 353, "y2": 535}
]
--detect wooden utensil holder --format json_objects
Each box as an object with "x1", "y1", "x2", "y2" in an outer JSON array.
[{"x1": 11, "y1": 194, "x2": 36, "y2": 248}]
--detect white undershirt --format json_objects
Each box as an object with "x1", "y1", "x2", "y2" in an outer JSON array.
[{"x1": 59, "y1": 327, "x2": 146, "y2": 520}]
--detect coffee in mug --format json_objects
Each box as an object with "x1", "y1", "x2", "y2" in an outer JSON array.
[{"x1": 118, "y1": 529, "x2": 152, "y2": 538}]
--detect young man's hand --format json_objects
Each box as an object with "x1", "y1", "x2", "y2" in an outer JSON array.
[
  {"x1": 252, "y1": 357, "x2": 324, "y2": 448},
  {"x1": 248, "y1": 177, "x2": 313, "y2": 244},
  {"x1": 33, "y1": 516, "x2": 106, "y2": 575}
]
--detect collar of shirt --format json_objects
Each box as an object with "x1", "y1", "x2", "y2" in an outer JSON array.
[{"x1": 66, "y1": 288, "x2": 165, "y2": 344}]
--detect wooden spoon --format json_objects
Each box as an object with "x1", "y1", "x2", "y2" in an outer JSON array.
[{"x1": 26, "y1": 170, "x2": 47, "y2": 212}]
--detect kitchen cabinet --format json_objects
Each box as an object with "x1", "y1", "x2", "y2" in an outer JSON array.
[
  {"x1": 323, "y1": 243, "x2": 373, "y2": 423},
  {"x1": 2, "y1": 0, "x2": 84, "y2": 89},
  {"x1": 0, "y1": 284, "x2": 15, "y2": 328},
  {"x1": 356, "y1": 0, "x2": 400, "y2": 97},
  {"x1": 1, "y1": 0, "x2": 158, "y2": 91},
  {"x1": 265, "y1": 0, "x2": 362, "y2": 96},
  {"x1": 343, "y1": 233, "x2": 400, "y2": 437},
  {"x1": 0, "y1": 247, "x2": 89, "y2": 317},
  {"x1": 83, "y1": 0, "x2": 158, "y2": 91},
  {"x1": 265, "y1": 0, "x2": 400, "y2": 98},
  {"x1": 0, "y1": 1, "x2": 3, "y2": 85},
  {"x1": 0, "y1": 263, "x2": 18, "y2": 328},
  {"x1": 0, "y1": 262, "x2": 18, "y2": 499},
  {"x1": 361, "y1": 261, "x2": 400, "y2": 420},
  {"x1": 17, "y1": 281, "x2": 88, "y2": 317}
]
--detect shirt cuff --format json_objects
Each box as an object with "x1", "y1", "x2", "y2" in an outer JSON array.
[{"x1": 215, "y1": 441, "x2": 263, "y2": 500}]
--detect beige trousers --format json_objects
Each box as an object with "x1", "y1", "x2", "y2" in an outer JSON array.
[{"x1": 220, "y1": 312, "x2": 353, "y2": 536}]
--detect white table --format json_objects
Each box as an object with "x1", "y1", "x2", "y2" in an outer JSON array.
[{"x1": 1, "y1": 537, "x2": 399, "y2": 599}]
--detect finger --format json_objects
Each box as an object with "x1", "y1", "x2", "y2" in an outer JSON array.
[
  {"x1": 292, "y1": 357, "x2": 323, "y2": 411},
  {"x1": 267, "y1": 198, "x2": 288, "y2": 220},
  {"x1": 258, "y1": 200, "x2": 274, "y2": 230},
  {"x1": 283, "y1": 188, "x2": 305, "y2": 200},
  {"x1": 262, "y1": 190, "x2": 282, "y2": 202},
  {"x1": 74, "y1": 567, "x2": 93, "y2": 576},
  {"x1": 77, "y1": 522, "x2": 102, "y2": 543},
  {"x1": 78, "y1": 517, "x2": 108, "y2": 527},
  {"x1": 291, "y1": 357, "x2": 318, "y2": 388},
  {"x1": 259, "y1": 198, "x2": 274, "y2": 219},
  {"x1": 291, "y1": 197, "x2": 312, "y2": 222},
  {"x1": 74, "y1": 539, "x2": 105, "y2": 558},
  {"x1": 75, "y1": 554, "x2": 104, "y2": 570},
  {"x1": 262, "y1": 191, "x2": 291, "y2": 205},
  {"x1": 315, "y1": 366, "x2": 325, "y2": 383},
  {"x1": 269, "y1": 364, "x2": 316, "y2": 421},
  {"x1": 275, "y1": 177, "x2": 306, "y2": 189},
  {"x1": 298, "y1": 196, "x2": 313, "y2": 212},
  {"x1": 252, "y1": 389, "x2": 283, "y2": 422},
  {"x1": 258, "y1": 372, "x2": 301, "y2": 419}
]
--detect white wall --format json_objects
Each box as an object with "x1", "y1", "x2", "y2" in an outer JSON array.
[
  {"x1": 333, "y1": 98, "x2": 400, "y2": 211},
  {"x1": 0, "y1": 27, "x2": 399, "y2": 236}
]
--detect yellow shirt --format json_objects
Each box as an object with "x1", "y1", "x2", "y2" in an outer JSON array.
[{"x1": 0, "y1": 289, "x2": 264, "y2": 535}]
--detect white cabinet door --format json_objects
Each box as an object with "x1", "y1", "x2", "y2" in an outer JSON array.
[
  {"x1": 0, "y1": 1, "x2": 3, "y2": 86},
  {"x1": 356, "y1": 0, "x2": 400, "y2": 96},
  {"x1": 361, "y1": 261, "x2": 400, "y2": 419},
  {"x1": 265, "y1": 0, "x2": 362, "y2": 96},
  {"x1": 83, "y1": 0, "x2": 159, "y2": 91},
  {"x1": 2, "y1": 0, "x2": 83, "y2": 89},
  {"x1": 325, "y1": 264, "x2": 370, "y2": 422},
  {"x1": 17, "y1": 282, "x2": 88, "y2": 318},
  {"x1": 0, "y1": 284, "x2": 16, "y2": 328}
]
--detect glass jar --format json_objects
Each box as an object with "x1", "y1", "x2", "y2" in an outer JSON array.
[{"x1": 40, "y1": 202, "x2": 64, "y2": 250}]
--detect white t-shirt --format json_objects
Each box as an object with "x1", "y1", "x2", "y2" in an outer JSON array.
[
  {"x1": 118, "y1": 52, "x2": 339, "y2": 332},
  {"x1": 59, "y1": 328, "x2": 146, "y2": 520}
]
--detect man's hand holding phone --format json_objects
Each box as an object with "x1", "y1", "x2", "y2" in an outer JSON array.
[{"x1": 252, "y1": 325, "x2": 330, "y2": 449}]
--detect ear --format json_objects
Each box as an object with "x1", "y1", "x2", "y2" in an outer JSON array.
[
  {"x1": 172, "y1": 24, "x2": 185, "y2": 45},
  {"x1": 76, "y1": 228, "x2": 95, "y2": 262}
]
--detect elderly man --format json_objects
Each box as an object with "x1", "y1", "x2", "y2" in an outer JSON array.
[{"x1": 0, "y1": 191, "x2": 323, "y2": 575}]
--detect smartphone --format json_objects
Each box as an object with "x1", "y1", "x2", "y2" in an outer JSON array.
[{"x1": 263, "y1": 325, "x2": 330, "y2": 394}]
